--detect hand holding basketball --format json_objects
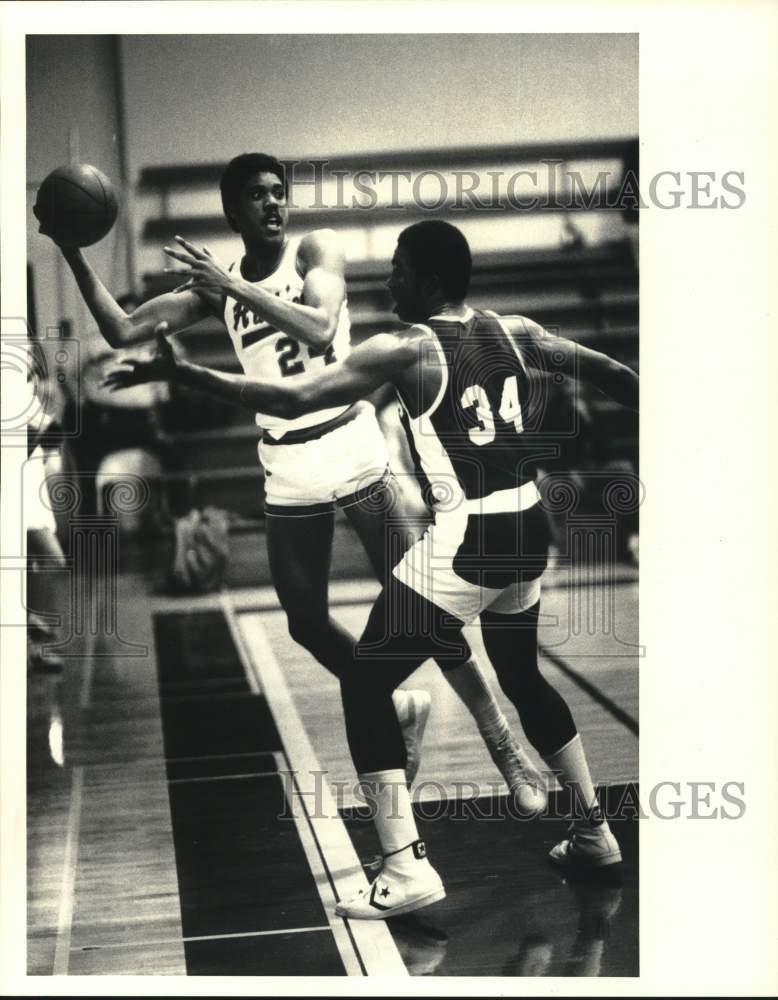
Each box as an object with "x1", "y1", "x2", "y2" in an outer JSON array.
[{"x1": 34, "y1": 163, "x2": 118, "y2": 248}]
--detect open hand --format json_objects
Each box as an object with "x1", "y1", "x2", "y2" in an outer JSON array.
[
  {"x1": 164, "y1": 235, "x2": 234, "y2": 294},
  {"x1": 102, "y1": 323, "x2": 177, "y2": 391}
]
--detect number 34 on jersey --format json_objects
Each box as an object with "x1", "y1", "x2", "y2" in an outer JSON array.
[{"x1": 460, "y1": 374, "x2": 524, "y2": 445}]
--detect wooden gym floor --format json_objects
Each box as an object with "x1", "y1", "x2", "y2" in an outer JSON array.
[{"x1": 25, "y1": 528, "x2": 638, "y2": 978}]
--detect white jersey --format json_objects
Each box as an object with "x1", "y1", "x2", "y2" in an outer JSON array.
[{"x1": 223, "y1": 236, "x2": 351, "y2": 438}]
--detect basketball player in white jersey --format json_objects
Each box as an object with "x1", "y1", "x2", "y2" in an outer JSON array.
[
  {"x1": 106, "y1": 219, "x2": 639, "y2": 920},
  {"x1": 47, "y1": 154, "x2": 541, "y2": 798}
]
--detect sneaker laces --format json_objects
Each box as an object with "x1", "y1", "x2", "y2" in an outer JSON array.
[{"x1": 488, "y1": 729, "x2": 542, "y2": 790}]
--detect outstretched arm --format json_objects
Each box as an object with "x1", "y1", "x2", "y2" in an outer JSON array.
[
  {"x1": 57, "y1": 246, "x2": 212, "y2": 349},
  {"x1": 506, "y1": 316, "x2": 639, "y2": 410},
  {"x1": 164, "y1": 229, "x2": 345, "y2": 350},
  {"x1": 104, "y1": 331, "x2": 418, "y2": 418}
]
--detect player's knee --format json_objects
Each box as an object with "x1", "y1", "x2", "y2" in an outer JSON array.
[
  {"x1": 339, "y1": 672, "x2": 378, "y2": 725},
  {"x1": 285, "y1": 610, "x2": 329, "y2": 653},
  {"x1": 489, "y1": 657, "x2": 541, "y2": 705},
  {"x1": 341, "y1": 655, "x2": 396, "y2": 701},
  {"x1": 432, "y1": 632, "x2": 473, "y2": 672}
]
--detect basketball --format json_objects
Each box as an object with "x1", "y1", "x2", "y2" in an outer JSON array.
[{"x1": 34, "y1": 163, "x2": 118, "y2": 247}]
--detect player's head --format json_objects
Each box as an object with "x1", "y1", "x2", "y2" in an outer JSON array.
[
  {"x1": 220, "y1": 153, "x2": 289, "y2": 247},
  {"x1": 389, "y1": 221, "x2": 472, "y2": 322}
]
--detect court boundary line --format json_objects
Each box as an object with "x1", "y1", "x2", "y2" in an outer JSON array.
[
  {"x1": 273, "y1": 751, "x2": 363, "y2": 977},
  {"x1": 52, "y1": 765, "x2": 83, "y2": 976},
  {"x1": 167, "y1": 770, "x2": 280, "y2": 785},
  {"x1": 77, "y1": 629, "x2": 97, "y2": 711},
  {"x1": 230, "y1": 574, "x2": 637, "y2": 613},
  {"x1": 166, "y1": 750, "x2": 276, "y2": 764},
  {"x1": 539, "y1": 642, "x2": 639, "y2": 736},
  {"x1": 221, "y1": 592, "x2": 261, "y2": 694},
  {"x1": 70, "y1": 924, "x2": 332, "y2": 953},
  {"x1": 146, "y1": 570, "x2": 638, "y2": 617},
  {"x1": 233, "y1": 605, "x2": 409, "y2": 978},
  {"x1": 234, "y1": 613, "x2": 369, "y2": 976}
]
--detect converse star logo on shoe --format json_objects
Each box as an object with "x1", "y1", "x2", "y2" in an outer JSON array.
[
  {"x1": 369, "y1": 882, "x2": 392, "y2": 911},
  {"x1": 336, "y1": 864, "x2": 446, "y2": 919}
]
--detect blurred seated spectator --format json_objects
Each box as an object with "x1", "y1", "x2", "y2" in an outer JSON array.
[
  {"x1": 25, "y1": 374, "x2": 67, "y2": 674},
  {"x1": 60, "y1": 293, "x2": 170, "y2": 518},
  {"x1": 95, "y1": 448, "x2": 164, "y2": 536}
]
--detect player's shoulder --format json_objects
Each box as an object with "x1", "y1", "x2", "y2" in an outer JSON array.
[
  {"x1": 361, "y1": 328, "x2": 419, "y2": 352},
  {"x1": 387, "y1": 324, "x2": 439, "y2": 354},
  {"x1": 406, "y1": 322, "x2": 438, "y2": 340},
  {"x1": 398, "y1": 324, "x2": 441, "y2": 363},
  {"x1": 301, "y1": 227, "x2": 339, "y2": 246},
  {"x1": 355, "y1": 328, "x2": 424, "y2": 367},
  {"x1": 481, "y1": 310, "x2": 550, "y2": 341},
  {"x1": 297, "y1": 228, "x2": 344, "y2": 272},
  {"x1": 388, "y1": 321, "x2": 465, "y2": 357}
]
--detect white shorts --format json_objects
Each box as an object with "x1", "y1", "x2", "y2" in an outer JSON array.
[
  {"x1": 392, "y1": 482, "x2": 547, "y2": 625},
  {"x1": 259, "y1": 402, "x2": 390, "y2": 511}
]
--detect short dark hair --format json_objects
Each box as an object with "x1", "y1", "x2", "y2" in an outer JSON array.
[
  {"x1": 220, "y1": 153, "x2": 287, "y2": 230},
  {"x1": 397, "y1": 220, "x2": 472, "y2": 299}
]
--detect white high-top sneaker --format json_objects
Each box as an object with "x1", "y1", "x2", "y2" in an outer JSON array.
[
  {"x1": 335, "y1": 840, "x2": 445, "y2": 920},
  {"x1": 549, "y1": 819, "x2": 622, "y2": 869}
]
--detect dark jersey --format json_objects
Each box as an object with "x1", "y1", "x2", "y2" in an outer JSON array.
[{"x1": 397, "y1": 308, "x2": 548, "y2": 504}]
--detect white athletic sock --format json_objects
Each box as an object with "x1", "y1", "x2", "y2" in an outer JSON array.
[
  {"x1": 359, "y1": 769, "x2": 430, "y2": 876},
  {"x1": 442, "y1": 658, "x2": 510, "y2": 741},
  {"x1": 543, "y1": 734, "x2": 604, "y2": 825}
]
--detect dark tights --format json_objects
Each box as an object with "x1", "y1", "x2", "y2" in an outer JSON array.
[
  {"x1": 480, "y1": 601, "x2": 577, "y2": 758},
  {"x1": 341, "y1": 583, "x2": 577, "y2": 775},
  {"x1": 266, "y1": 476, "x2": 471, "y2": 682},
  {"x1": 341, "y1": 579, "x2": 470, "y2": 774}
]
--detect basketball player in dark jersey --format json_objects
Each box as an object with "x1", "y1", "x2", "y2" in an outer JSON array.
[
  {"x1": 46, "y1": 155, "x2": 541, "y2": 797},
  {"x1": 105, "y1": 220, "x2": 639, "y2": 919}
]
